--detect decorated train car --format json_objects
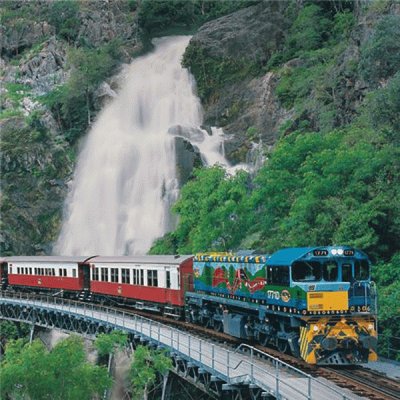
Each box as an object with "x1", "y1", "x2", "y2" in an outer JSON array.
[
  {"x1": 2, "y1": 256, "x2": 92, "y2": 296},
  {"x1": 88, "y1": 255, "x2": 193, "y2": 317},
  {"x1": 185, "y1": 246, "x2": 378, "y2": 365}
]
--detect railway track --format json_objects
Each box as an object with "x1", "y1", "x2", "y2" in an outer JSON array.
[
  {"x1": 118, "y1": 307, "x2": 400, "y2": 400},
  {"x1": 320, "y1": 367, "x2": 400, "y2": 400}
]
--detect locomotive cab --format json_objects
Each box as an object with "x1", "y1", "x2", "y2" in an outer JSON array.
[{"x1": 288, "y1": 247, "x2": 378, "y2": 365}]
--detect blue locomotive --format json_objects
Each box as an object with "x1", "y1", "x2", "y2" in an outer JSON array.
[{"x1": 185, "y1": 246, "x2": 378, "y2": 365}]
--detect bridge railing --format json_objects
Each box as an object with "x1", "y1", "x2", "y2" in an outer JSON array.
[{"x1": 1, "y1": 291, "x2": 351, "y2": 400}]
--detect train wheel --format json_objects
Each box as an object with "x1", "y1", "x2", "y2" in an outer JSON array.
[
  {"x1": 277, "y1": 339, "x2": 288, "y2": 353},
  {"x1": 214, "y1": 320, "x2": 223, "y2": 333},
  {"x1": 258, "y1": 333, "x2": 269, "y2": 347}
]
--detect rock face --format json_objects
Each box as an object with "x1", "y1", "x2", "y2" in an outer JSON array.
[
  {"x1": 76, "y1": 0, "x2": 138, "y2": 48},
  {"x1": 185, "y1": 2, "x2": 291, "y2": 163},
  {"x1": 18, "y1": 38, "x2": 68, "y2": 96},
  {"x1": 191, "y1": 2, "x2": 288, "y2": 63},
  {"x1": 1, "y1": 20, "x2": 55, "y2": 57}
]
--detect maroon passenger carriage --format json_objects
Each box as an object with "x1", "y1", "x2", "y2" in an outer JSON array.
[
  {"x1": 88, "y1": 255, "x2": 193, "y2": 317},
  {"x1": 2, "y1": 256, "x2": 92, "y2": 296},
  {"x1": 0, "y1": 255, "x2": 194, "y2": 317}
]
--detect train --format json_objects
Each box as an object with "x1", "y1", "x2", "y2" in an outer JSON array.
[{"x1": 0, "y1": 246, "x2": 378, "y2": 365}]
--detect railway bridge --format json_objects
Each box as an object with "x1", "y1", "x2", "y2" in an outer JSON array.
[{"x1": 0, "y1": 291, "x2": 361, "y2": 400}]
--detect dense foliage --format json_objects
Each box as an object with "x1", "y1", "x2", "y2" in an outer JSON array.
[
  {"x1": 130, "y1": 345, "x2": 172, "y2": 400},
  {"x1": 0, "y1": 336, "x2": 111, "y2": 399}
]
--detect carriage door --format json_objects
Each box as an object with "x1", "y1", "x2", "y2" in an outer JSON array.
[
  {"x1": 165, "y1": 268, "x2": 172, "y2": 304},
  {"x1": 0, "y1": 262, "x2": 8, "y2": 289},
  {"x1": 80, "y1": 263, "x2": 90, "y2": 290}
]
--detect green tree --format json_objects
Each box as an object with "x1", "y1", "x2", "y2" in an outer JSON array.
[
  {"x1": 372, "y1": 253, "x2": 400, "y2": 360},
  {"x1": 42, "y1": 40, "x2": 122, "y2": 144},
  {"x1": 48, "y1": 0, "x2": 80, "y2": 42},
  {"x1": 171, "y1": 166, "x2": 252, "y2": 253},
  {"x1": 95, "y1": 330, "x2": 128, "y2": 358},
  {"x1": 0, "y1": 336, "x2": 111, "y2": 400},
  {"x1": 130, "y1": 345, "x2": 172, "y2": 400},
  {"x1": 284, "y1": 4, "x2": 332, "y2": 58},
  {"x1": 367, "y1": 72, "x2": 400, "y2": 137},
  {"x1": 359, "y1": 15, "x2": 400, "y2": 84}
]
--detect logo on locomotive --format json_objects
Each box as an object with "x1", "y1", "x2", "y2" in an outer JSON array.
[{"x1": 280, "y1": 289, "x2": 291, "y2": 302}]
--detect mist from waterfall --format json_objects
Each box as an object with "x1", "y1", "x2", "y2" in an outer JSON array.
[{"x1": 54, "y1": 36, "x2": 233, "y2": 256}]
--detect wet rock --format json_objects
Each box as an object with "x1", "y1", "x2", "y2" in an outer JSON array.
[{"x1": 174, "y1": 136, "x2": 202, "y2": 186}]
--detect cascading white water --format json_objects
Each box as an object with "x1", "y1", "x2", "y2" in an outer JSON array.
[{"x1": 54, "y1": 36, "x2": 233, "y2": 256}]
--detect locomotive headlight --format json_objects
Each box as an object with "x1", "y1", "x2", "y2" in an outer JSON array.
[
  {"x1": 368, "y1": 324, "x2": 374, "y2": 331},
  {"x1": 313, "y1": 325, "x2": 319, "y2": 332},
  {"x1": 331, "y1": 249, "x2": 338, "y2": 255},
  {"x1": 337, "y1": 248, "x2": 344, "y2": 255}
]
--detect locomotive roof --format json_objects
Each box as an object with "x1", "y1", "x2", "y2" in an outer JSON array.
[
  {"x1": 90, "y1": 255, "x2": 193, "y2": 265},
  {"x1": 266, "y1": 247, "x2": 314, "y2": 266},
  {"x1": 2, "y1": 256, "x2": 94, "y2": 263},
  {"x1": 266, "y1": 246, "x2": 368, "y2": 266}
]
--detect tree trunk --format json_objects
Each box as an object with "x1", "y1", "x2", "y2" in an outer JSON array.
[{"x1": 161, "y1": 372, "x2": 169, "y2": 400}]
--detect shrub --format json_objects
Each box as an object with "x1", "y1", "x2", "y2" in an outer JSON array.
[{"x1": 359, "y1": 15, "x2": 400, "y2": 84}]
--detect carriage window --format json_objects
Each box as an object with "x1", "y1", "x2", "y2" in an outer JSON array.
[
  {"x1": 101, "y1": 268, "x2": 109, "y2": 282},
  {"x1": 292, "y1": 261, "x2": 322, "y2": 282},
  {"x1": 355, "y1": 260, "x2": 369, "y2": 280},
  {"x1": 322, "y1": 262, "x2": 338, "y2": 281},
  {"x1": 166, "y1": 271, "x2": 171, "y2": 289},
  {"x1": 17, "y1": 267, "x2": 20, "y2": 274},
  {"x1": 342, "y1": 263, "x2": 352, "y2": 282},
  {"x1": 52, "y1": 268, "x2": 55, "y2": 276},
  {"x1": 92, "y1": 267, "x2": 99, "y2": 281},
  {"x1": 133, "y1": 269, "x2": 139, "y2": 285},
  {"x1": 64, "y1": 268, "x2": 67, "y2": 277},
  {"x1": 30, "y1": 268, "x2": 33, "y2": 275},
  {"x1": 111, "y1": 268, "x2": 119, "y2": 283},
  {"x1": 267, "y1": 266, "x2": 289, "y2": 285},
  {"x1": 72, "y1": 269, "x2": 76, "y2": 278},
  {"x1": 9, "y1": 267, "x2": 12, "y2": 274},
  {"x1": 140, "y1": 269, "x2": 144, "y2": 285},
  {"x1": 121, "y1": 268, "x2": 130, "y2": 284},
  {"x1": 147, "y1": 270, "x2": 158, "y2": 287}
]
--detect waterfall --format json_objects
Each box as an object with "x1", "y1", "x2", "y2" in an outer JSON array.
[{"x1": 54, "y1": 36, "x2": 233, "y2": 256}]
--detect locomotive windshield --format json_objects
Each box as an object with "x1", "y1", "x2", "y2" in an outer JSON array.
[
  {"x1": 292, "y1": 261, "x2": 338, "y2": 282},
  {"x1": 355, "y1": 259, "x2": 369, "y2": 280}
]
